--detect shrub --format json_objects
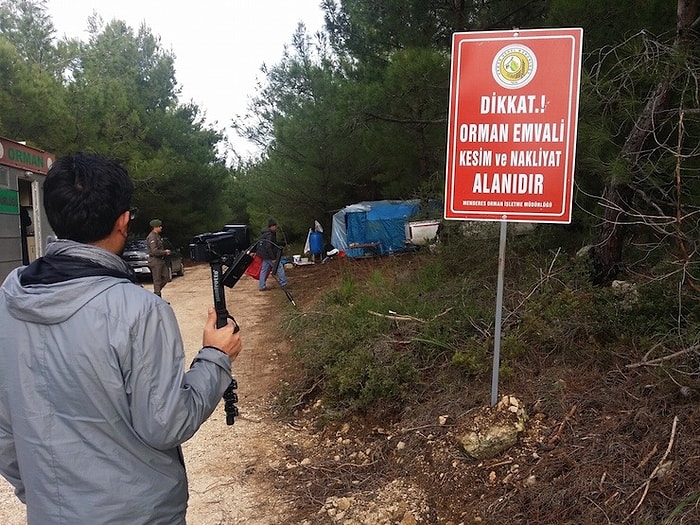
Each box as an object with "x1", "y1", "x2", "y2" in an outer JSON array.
[{"x1": 284, "y1": 226, "x2": 700, "y2": 419}]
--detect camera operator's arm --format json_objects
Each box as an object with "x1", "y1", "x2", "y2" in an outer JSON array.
[
  {"x1": 128, "y1": 304, "x2": 240, "y2": 448},
  {"x1": 202, "y1": 307, "x2": 242, "y2": 361}
]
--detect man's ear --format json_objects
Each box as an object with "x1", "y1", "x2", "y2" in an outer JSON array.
[
  {"x1": 115, "y1": 210, "x2": 130, "y2": 238},
  {"x1": 94, "y1": 209, "x2": 131, "y2": 253}
]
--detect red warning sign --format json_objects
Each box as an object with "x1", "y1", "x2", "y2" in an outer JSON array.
[{"x1": 444, "y1": 28, "x2": 583, "y2": 223}]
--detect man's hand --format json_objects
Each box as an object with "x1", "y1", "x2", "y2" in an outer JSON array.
[{"x1": 202, "y1": 307, "x2": 242, "y2": 361}]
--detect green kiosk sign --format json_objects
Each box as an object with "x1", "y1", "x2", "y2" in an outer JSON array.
[{"x1": 0, "y1": 188, "x2": 19, "y2": 214}]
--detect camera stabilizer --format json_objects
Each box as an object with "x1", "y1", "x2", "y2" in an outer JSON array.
[{"x1": 190, "y1": 231, "x2": 257, "y2": 425}]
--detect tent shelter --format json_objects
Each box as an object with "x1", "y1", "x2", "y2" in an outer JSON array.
[{"x1": 331, "y1": 200, "x2": 423, "y2": 258}]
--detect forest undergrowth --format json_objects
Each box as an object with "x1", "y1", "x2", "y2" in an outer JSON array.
[{"x1": 276, "y1": 223, "x2": 700, "y2": 524}]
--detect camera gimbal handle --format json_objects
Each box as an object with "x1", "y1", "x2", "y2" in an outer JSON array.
[
  {"x1": 207, "y1": 245, "x2": 258, "y2": 425},
  {"x1": 209, "y1": 257, "x2": 240, "y2": 425}
]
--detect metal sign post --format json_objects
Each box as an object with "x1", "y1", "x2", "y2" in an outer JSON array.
[{"x1": 491, "y1": 220, "x2": 507, "y2": 406}]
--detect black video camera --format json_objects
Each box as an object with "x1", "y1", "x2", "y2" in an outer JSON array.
[
  {"x1": 189, "y1": 230, "x2": 255, "y2": 289},
  {"x1": 190, "y1": 230, "x2": 246, "y2": 263}
]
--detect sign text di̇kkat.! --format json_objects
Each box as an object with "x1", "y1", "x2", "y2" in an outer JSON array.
[{"x1": 444, "y1": 28, "x2": 583, "y2": 223}]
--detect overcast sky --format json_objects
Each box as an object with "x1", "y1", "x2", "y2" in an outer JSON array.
[{"x1": 45, "y1": 1, "x2": 326, "y2": 158}]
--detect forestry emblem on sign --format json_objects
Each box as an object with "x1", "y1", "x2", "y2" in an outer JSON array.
[{"x1": 492, "y1": 44, "x2": 537, "y2": 89}]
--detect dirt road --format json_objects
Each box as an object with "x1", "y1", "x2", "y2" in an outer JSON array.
[{"x1": 0, "y1": 264, "x2": 296, "y2": 524}]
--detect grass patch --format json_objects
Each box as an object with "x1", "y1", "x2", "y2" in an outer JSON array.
[{"x1": 283, "y1": 232, "x2": 700, "y2": 419}]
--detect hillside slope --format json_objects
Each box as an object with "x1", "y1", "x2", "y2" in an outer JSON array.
[{"x1": 276, "y1": 253, "x2": 700, "y2": 524}]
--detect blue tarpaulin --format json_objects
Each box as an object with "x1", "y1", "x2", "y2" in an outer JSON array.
[{"x1": 331, "y1": 200, "x2": 421, "y2": 258}]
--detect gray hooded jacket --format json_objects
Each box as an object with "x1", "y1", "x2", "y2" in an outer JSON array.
[{"x1": 0, "y1": 240, "x2": 232, "y2": 524}]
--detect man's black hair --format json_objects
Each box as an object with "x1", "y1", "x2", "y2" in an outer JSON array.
[{"x1": 43, "y1": 152, "x2": 134, "y2": 243}]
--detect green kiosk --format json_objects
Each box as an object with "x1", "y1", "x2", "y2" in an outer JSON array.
[{"x1": 0, "y1": 137, "x2": 55, "y2": 281}]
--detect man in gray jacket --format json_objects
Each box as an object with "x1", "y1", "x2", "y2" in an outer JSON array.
[{"x1": 0, "y1": 152, "x2": 242, "y2": 524}]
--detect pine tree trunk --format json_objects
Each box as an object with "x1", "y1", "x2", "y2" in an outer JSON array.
[{"x1": 591, "y1": 0, "x2": 697, "y2": 284}]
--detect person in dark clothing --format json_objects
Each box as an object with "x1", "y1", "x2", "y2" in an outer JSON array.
[
  {"x1": 257, "y1": 218, "x2": 288, "y2": 291},
  {"x1": 146, "y1": 218, "x2": 171, "y2": 297},
  {"x1": 20, "y1": 206, "x2": 32, "y2": 265}
]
